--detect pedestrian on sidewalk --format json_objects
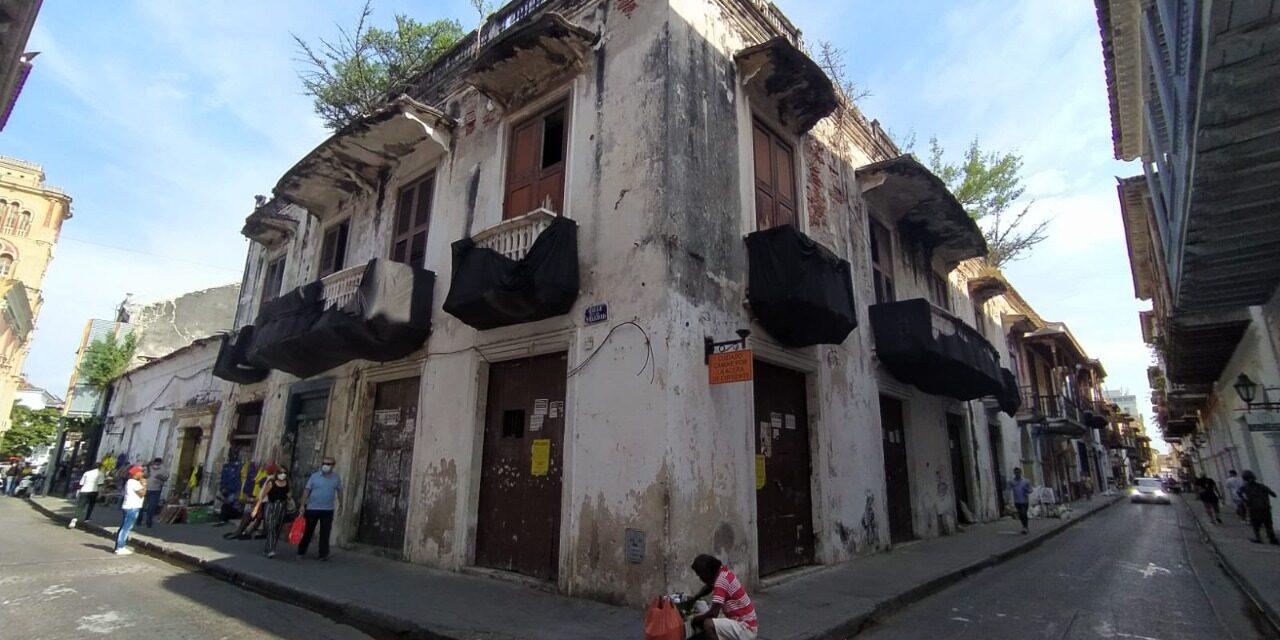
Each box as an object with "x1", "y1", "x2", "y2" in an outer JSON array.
[
  {"x1": 143, "y1": 458, "x2": 168, "y2": 528},
  {"x1": 4, "y1": 462, "x2": 18, "y2": 496},
  {"x1": 223, "y1": 463, "x2": 275, "y2": 540},
  {"x1": 689, "y1": 554, "x2": 758, "y2": 640},
  {"x1": 297, "y1": 456, "x2": 342, "y2": 560},
  {"x1": 253, "y1": 466, "x2": 292, "y2": 558},
  {"x1": 1196, "y1": 475, "x2": 1224, "y2": 523},
  {"x1": 1008, "y1": 467, "x2": 1032, "y2": 534},
  {"x1": 68, "y1": 460, "x2": 105, "y2": 528},
  {"x1": 1224, "y1": 469, "x2": 1247, "y2": 522},
  {"x1": 113, "y1": 465, "x2": 147, "y2": 555},
  {"x1": 1240, "y1": 470, "x2": 1279, "y2": 545}
]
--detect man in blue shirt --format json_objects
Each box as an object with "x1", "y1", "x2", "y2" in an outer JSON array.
[
  {"x1": 1008, "y1": 467, "x2": 1033, "y2": 534},
  {"x1": 298, "y1": 455, "x2": 343, "y2": 560}
]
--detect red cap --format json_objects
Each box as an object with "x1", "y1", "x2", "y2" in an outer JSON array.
[
  {"x1": 264, "y1": 463, "x2": 280, "y2": 474},
  {"x1": 128, "y1": 465, "x2": 144, "y2": 475}
]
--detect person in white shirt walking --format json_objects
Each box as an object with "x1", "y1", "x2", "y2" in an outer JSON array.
[
  {"x1": 68, "y1": 460, "x2": 106, "y2": 528},
  {"x1": 113, "y1": 465, "x2": 147, "y2": 555},
  {"x1": 1225, "y1": 469, "x2": 1247, "y2": 522}
]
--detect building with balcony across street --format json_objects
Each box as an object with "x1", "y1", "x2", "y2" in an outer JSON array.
[
  {"x1": 1098, "y1": 0, "x2": 1280, "y2": 488},
  {"x1": 123, "y1": 0, "x2": 1122, "y2": 605}
]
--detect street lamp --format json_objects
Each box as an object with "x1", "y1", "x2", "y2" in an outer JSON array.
[{"x1": 1234, "y1": 373, "x2": 1258, "y2": 407}]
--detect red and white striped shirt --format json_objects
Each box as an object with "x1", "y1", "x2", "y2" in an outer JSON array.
[{"x1": 712, "y1": 566, "x2": 758, "y2": 631}]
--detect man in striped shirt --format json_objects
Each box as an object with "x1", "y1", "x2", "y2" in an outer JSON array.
[{"x1": 690, "y1": 554, "x2": 758, "y2": 640}]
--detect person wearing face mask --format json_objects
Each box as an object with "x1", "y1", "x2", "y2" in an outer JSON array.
[
  {"x1": 252, "y1": 467, "x2": 292, "y2": 558},
  {"x1": 298, "y1": 456, "x2": 342, "y2": 560},
  {"x1": 142, "y1": 458, "x2": 169, "y2": 528}
]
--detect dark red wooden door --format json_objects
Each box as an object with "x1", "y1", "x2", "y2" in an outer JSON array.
[
  {"x1": 879, "y1": 395, "x2": 914, "y2": 543},
  {"x1": 357, "y1": 377, "x2": 419, "y2": 551},
  {"x1": 754, "y1": 360, "x2": 815, "y2": 576},
  {"x1": 475, "y1": 353, "x2": 567, "y2": 581}
]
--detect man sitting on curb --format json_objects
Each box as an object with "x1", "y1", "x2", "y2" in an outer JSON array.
[{"x1": 689, "y1": 554, "x2": 758, "y2": 640}]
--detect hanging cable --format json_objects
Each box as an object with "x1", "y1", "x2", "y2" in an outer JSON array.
[{"x1": 567, "y1": 321, "x2": 654, "y2": 382}]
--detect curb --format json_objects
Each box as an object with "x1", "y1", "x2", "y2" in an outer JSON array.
[
  {"x1": 1180, "y1": 499, "x2": 1280, "y2": 634},
  {"x1": 824, "y1": 496, "x2": 1123, "y2": 640},
  {"x1": 27, "y1": 498, "x2": 454, "y2": 640}
]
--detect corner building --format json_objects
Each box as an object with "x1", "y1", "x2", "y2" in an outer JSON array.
[{"x1": 212, "y1": 0, "x2": 1030, "y2": 605}]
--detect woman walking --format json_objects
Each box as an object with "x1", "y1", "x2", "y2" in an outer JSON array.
[
  {"x1": 252, "y1": 466, "x2": 292, "y2": 558},
  {"x1": 1196, "y1": 475, "x2": 1224, "y2": 524}
]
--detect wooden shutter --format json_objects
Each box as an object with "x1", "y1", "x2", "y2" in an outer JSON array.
[
  {"x1": 318, "y1": 221, "x2": 348, "y2": 278},
  {"x1": 504, "y1": 119, "x2": 541, "y2": 219},
  {"x1": 504, "y1": 103, "x2": 568, "y2": 220},
  {"x1": 391, "y1": 174, "x2": 433, "y2": 268},
  {"x1": 753, "y1": 121, "x2": 797, "y2": 229}
]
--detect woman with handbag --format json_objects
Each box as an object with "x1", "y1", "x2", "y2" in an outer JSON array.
[{"x1": 252, "y1": 467, "x2": 292, "y2": 558}]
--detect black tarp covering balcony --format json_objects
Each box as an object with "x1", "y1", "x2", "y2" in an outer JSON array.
[
  {"x1": 443, "y1": 216, "x2": 579, "y2": 330},
  {"x1": 998, "y1": 368, "x2": 1021, "y2": 416},
  {"x1": 870, "y1": 298, "x2": 1002, "y2": 400},
  {"x1": 746, "y1": 225, "x2": 857, "y2": 348},
  {"x1": 213, "y1": 326, "x2": 270, "y2": 384},
  {"x1": 248, "y1": 260, "x2": 435, "y2": 378}
]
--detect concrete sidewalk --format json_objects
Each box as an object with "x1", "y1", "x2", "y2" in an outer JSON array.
[
  {"x1": 1182, "y1": 495, "x2": 1280, "y2": 631},
  {"x1": 25, "y1": 494, "x2": 1118, "y2": 640}
]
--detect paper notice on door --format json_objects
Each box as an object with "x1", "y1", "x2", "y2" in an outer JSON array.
[
  {"x1": 531, "y1": 439, "x2": 551, "y2": 476},
  {"x1": 770, "y1": 412, "x2": 782, "y2": 432},
  {"x1": 785, "y1": 414, "x2": 796, "y2": 430},
  {"x1": 759, "y1": 423, "x2": 772, "y2": 458},
  {"x1": 755, "y1": 455, "x2": 767, "y2": 490},
  {"x1": 533, "y1": 399, "x2": 549, "y2": 417},
  {"x1": 530, "y1": 414, "x2": 545, "y2": 432},
  {"x1": 374, "y1": 409, "x2": 399, "y2": 426},
  {"x1": 549, "y1": 400, "x2": 564, "y2": 419}
]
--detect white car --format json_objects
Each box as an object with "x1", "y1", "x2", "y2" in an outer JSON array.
[{"x1": 1130, "y1": 477, "x2": 1171, "y2": 504}]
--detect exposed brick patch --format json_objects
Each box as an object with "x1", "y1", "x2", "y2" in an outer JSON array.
[
  {"x1": 806, "y1": 138, "x2": 827, "y2": 228},
  {"x1": 464, "y1": 106, "x2": 476, "y2": 136},
  {"x1": 615, "y1": 0, "x2": 637, "y2": 18}
]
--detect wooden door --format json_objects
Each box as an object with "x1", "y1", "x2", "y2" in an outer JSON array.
[
  {"x1": 476, "y1": 353, "x2": 567, "y2": 581},
  {"x1": 947, "y1": 413, "x2": 971, "y2": 521},
  {"x1": 752, "y1": 120, "x2": 797, "y2": 230},
  {"x1": 503, "y1": 105, "x2": 567, "y2": 219},
  {"x1": 987, "y1": 413, "x2": 1006, "y2": 516},
  {"x1": 283, "y1": 392, "x2": 328, "y2": 501},
  {"x1": 358, "y1": 377, "x2": 420, "y2": 551},
  {"x1": 879, "y1": 395, "x2": 914, "y2": 543},
  {"x1": 754, "y1": 361, "x2": 814, "y2": 576}
]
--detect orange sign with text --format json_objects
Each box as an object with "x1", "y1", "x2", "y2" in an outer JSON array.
[{"x1": 709, "y1": 349, "x2": 753, "y2": 384}]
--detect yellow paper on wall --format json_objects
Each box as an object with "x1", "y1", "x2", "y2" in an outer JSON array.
[
  {"x1": 531, "y1": 439, "x2": 551, "y2": 477},
  {"x1": 755, "y1": 454, "x2": 766, "y2": 490}
]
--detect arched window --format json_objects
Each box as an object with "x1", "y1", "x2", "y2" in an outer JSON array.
[
  {"x1": 1, "y1": 205, "x2": 17, "y2": 236},
  {"x1": 17, "y1": 211, "x2": 31, "y2": 236},
  {"x1": 0, "y1": 254, "x2": 15, "y2": 276}
]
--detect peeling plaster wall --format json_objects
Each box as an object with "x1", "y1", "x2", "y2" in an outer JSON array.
[{"x1": 126, "y1": 284, "x2": 239, "y2": 365}]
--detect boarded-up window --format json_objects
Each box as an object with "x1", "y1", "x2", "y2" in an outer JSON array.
[
  {"x1": 869, "y1": 219, "x2": 895, "y2": 304},
  {"x1": 318, "y1": 220, "x2": 349, "y2": 278},
  {"x1": 391, "y1": 173, "x2": 434, "y2": 268},
  {"x1": 263, "y1": 257, "x2": 285, "y2": 301},
  {"x1": 504, "y1": 104, "x2": 567, "y2": 219},
  {"x1": 752, "y1": 120, "x2": 797, "y2": 230}
]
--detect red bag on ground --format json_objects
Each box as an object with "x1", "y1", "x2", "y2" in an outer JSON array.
[
  {"x1": 643, "y1": 596, "x2": 684, "y2": 640},
  {"x1": 287, "y1": 514, "x2": 306, "y2": 546}
]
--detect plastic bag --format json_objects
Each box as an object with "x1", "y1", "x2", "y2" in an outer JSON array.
[
  {"x1": 287, "y1": 514, "x2": 307, "y2": 545},
  {"x1": 643, "y1": 596, "x2": 684, "y2": 640}
]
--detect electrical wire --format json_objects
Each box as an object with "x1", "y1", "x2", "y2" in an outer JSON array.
[
  {"x1": 109, "y1": 368, "x2": 213, "y2": 420},
  {"x1": 425, "y1": 345, "x2": 492, "y2": 364},
  {"x1": 567, "y1": 321, "x2": 654, "y2": 382}
]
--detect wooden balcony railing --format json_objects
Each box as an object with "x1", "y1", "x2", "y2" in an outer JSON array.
[
  {"x1": 473, "y1": 208, "x2": 555, "y2": 262},
  {"x1": 321, "y1": 263, "x2": 367, "y2": 311}
]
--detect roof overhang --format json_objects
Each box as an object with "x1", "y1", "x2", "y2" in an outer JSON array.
[
  {"x1": 857, "y1": 155, "x2": 988, "y2": 268},
  {"x1": 466, "y1": 12, "x2": 598, "y2": 111},
  {"x1": 967, "y1": 271, "x2": 1009, "y2": 305},
  {"x1": 274, "y1": 95, "x2": 454, "y2": 218},
  {"x1": 1024, "y1": 323, "x2": 1090, "y2": 364},
  {"x1": 735, "y1": 36, "x2": 839, "y2": 136},
  {"x1": 1117, "y1": 175, "x2": 1158, "y2": 301},
  {"x1": 1002, "y1": 313, "x2": 1038, "y2": 336},
  {"x1": 241, "y1": 197, "x2": 299, "y2": 249},
  {"x1": 1163, "y1": 308, "x2": 1251, "y2": 387},
  {"x1": 1095, "y1": 0, "x2": 1146, "y2": 160}
]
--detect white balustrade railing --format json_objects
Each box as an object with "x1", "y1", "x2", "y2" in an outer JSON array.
[
  {"x1": 472, "y1": 208, "x2": 555, "y2": 261},
  {"x1": 321, "y1": 264, "x2": 367, "y2": 310}
]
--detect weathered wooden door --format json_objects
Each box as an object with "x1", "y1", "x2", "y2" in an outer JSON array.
[
  {"x1": 987, "y1": 412, "x2": 1006, "y2": 516},
  {"x1": 475, "y1": 353, "x2": 567, "y2": 581},
  {"x1": 358, "y1": 377, "x2": 420, "y2": 551},
  {"x1": 283, "y1": 392, "x2": 328, "y2": 501},
  {"x1": 879, "y1": 395, "x2": 914, "y2": 543},
  {"x1": 947, "y1": 413, "x2": 971, "y2": 521},
  {"x1": 754, "y1": 360, "x2": 814, "y2": 576}
]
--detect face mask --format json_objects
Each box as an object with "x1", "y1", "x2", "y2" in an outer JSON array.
[
  {"x1": 321, "y1": 464, "x2": 333, "y2": 473},
  {"x1": 277, "y1": 473, "x2": 287, "y2": 480}
]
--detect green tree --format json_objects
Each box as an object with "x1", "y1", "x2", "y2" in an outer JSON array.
[
  {"x1": 79, "y1": 330, "x2": 137, "y2": 391},
  {"x1": 927, "y1": 137, "x2": 1050, "y2": 267},
  {"x1": 0, "y1": 405, "x2": 62, "y2": 458},
  {"x1": 294, "y1": 1, "x2": 465, "y2": 130}
]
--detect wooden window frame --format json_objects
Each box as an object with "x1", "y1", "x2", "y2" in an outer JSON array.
[
  {"x1": 262, "y1": 255, "x2": 286, "y2": 302},
  {"x1": 503, "y1": 101, "x2": 569, "y2": 220},
  {"x1": 750, "y1": 117, "x2": 799, "y2": 231},
  {"x1": 390, "y1": 172, "x2": 436, "y2": 268},
  {"x1": 317, "y1": 219, "x2": 350, "y2": 278},
  {"x1": 869, "y1": 217, "x2": 895, "y2": 304},
  {"x1": 928, "y1": 272, "x2": 951, "y2": 312}
]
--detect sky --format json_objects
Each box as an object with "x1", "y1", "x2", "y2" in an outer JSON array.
[{"x1": 6, "y1": 1, "x2": 1157, "y2": 448}]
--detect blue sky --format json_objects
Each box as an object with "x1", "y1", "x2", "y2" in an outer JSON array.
[{"x1": 8, "y1": 1, "x2": 1155, "y2": 446}]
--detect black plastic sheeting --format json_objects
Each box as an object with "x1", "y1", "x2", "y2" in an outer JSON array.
[
  {"x1": 213, "y1": 326, "x2": 270, "y2": 384},
  {"x1": 247, "y1": 259, "x2": 435, "y2": 379},
  {"x1": 870, "y1": 298, "x2": 1003, "y2": 401},
  {"x1": 746, "y1": 225, "x2": 857, "y2": 348},
  {"x1": 998, "y1": 368, "x2": 1021, "y2": 416},
  {"x1": 443, "y1": 216, "x2": 579, "y2": 330}
]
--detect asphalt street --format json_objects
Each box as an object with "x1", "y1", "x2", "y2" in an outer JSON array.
[
  {"x1": 0, "y1": 497, "x2": 371, "y2": 640},
  {"x1": 860, "y1": 496, "x2": 1277, "y2": 640}
]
